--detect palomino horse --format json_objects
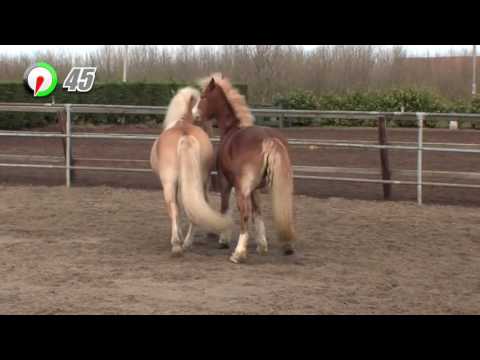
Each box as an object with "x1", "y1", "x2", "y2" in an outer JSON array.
[
  {"x1": 150, "y1": 86, "x2": 232, "y2": 255},
  {"x1": 193, "y1": 74, "x2": 296, "y2": 264}
]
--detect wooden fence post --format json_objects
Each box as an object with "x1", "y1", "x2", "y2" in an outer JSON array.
[
  {"x1": 57, "y1": 109, "x2": 75, "y2": 184},
  {"x1": 378, "y1": 116, "x2": 392, "y2": 199}
]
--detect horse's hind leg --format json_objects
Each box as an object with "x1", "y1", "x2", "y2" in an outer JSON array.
[
  {"x1": 163, "y1": 181, "x2": 183, "y2": 256},
  {"x1": 252, "y1": 190, "x2": 268, "y2": 255},
  {"x1": 230, "y1": 187, "x2": 252, "y2": 264},
  {"x1": 183, "y1": 222, "x2": 195, "y2": 250}
]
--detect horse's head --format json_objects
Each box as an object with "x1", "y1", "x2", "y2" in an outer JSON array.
[
  {"x1": 193, "y1": 76, "x2": 222, "y2": 123},
  {"x1": 194, "y1": 73, "x2": 253, "y2": 133},
  {"x1": 181, "y1": 94, "x2": 197, "y2": 124},
  {"x1": 186, "y1": 91, "x2": 198, "y2": 115},
  {"x1": 163, "y1": 87, "x2": 200, "y2": 130}
]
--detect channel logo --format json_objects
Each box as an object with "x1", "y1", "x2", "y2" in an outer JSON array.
[
  {"x1": 23, "y1": 63, "x2": 97, "y2": 97},
  {"x1": 23, "y1": 62, "x2": 58, "y2": 97}
]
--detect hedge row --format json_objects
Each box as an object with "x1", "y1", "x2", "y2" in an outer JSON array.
[
  {"x1": 272, "y1": 88, "x2": 480, "y2": 128},
  {"x1": 0, "y1": 82, "x2": 248, "y2": 130},
  {"x1": 3, "y1": 84, "x2": 479, "y2": 129}
]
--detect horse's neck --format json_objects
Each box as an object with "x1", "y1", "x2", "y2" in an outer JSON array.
[
  {"x1": 164, "y1": 117, "x2": 191, "y2": 132},
  {"x1": 216, "y1": 108, "x2": 239, "y2": 137}
]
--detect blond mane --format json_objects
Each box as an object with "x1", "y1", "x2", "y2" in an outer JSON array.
[
  {"x1": 163, "y1": 86, "x2": 200, "y2": 130},
  {"x1": 198, "y1": 73, "x2": 254, "y2": 127}
]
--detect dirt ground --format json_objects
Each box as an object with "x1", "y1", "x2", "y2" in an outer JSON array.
[
  {"x1": 1, "y1": 185, "x2": 479, "y2": 314},
  {"x1": 1, "y1": 125, "x2": 480, "y2": 206}
]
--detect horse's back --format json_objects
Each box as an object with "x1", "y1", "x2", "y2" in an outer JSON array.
[
  {"x1": 223, "y1": 126, "x2": 288, "y2": 157},
  {"x1": 230, "y1": 126, "x2": 287, "y2": 145}
]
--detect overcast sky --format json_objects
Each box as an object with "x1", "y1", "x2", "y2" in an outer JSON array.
[{"x1": 0, "y1": 45, "x2": 477, "y2": 57}]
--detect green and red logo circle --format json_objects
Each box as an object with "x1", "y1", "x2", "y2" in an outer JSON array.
[{"x1": 23, "y1": 62, "x2": 58, "y2": 97}]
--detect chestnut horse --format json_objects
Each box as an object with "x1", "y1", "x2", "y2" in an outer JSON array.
[
  {"x1": 193, "y1": 74, "x2": 296, "y2": 263},
  {"x1": 150, "y1": 86, "x2": 232, "y2": 256}
]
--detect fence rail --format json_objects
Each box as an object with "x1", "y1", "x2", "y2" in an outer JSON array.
[
  {"x1": 2, "y1": 102, "x2": 480, "y2": 205},
  {"x1": 3, "y1": 102, "x2": 480, "y2": 121}
]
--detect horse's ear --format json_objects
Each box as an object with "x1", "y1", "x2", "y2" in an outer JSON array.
[{"x1": 207, "y1": 78, "x2": 215, "y2": 91}]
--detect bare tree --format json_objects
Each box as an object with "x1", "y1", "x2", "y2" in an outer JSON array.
[{"x1": 0, "y1": 45, "x2": 476, "y2": 102}]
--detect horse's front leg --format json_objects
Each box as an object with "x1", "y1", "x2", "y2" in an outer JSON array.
[
  {"x1": 218, "y1": 186, "x2": 233, "y2": 248},
  {"x1": 217, "y1": 172, "x2": 233, "y2": 249}
]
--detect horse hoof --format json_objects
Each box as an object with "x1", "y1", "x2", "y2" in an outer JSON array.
[
  {"x1": 256, "y1": 246, "x2": 268, "y2": 256},
  {"x1": 230, "y1": 253, "x2": 246, "y2": 264},
  {"x1": 282, "y1": 245, "x2": 295, "y2": 256},
  {"x1": 206, "y1": 233, "x2": 219, "y2": 241},
  {"x1": 171, "y1": 247, "x2": 184, "y2": 257}
]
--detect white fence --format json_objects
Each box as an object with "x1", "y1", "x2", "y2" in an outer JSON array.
[{"x1": 2, "y1": 102, "x2": 480, "y2": 205}]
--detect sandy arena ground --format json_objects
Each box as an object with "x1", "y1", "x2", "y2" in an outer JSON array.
[{"x1": 1, "y1": 185, "x2": 479, "y2": 314}]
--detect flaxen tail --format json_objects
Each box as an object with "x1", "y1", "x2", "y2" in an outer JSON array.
[
  {"x1": 264, "y1": 138, "x2": 296, "y2": 254},
  {"x1": 177, "y1": 135, "x2": 233, "y2": 234}
]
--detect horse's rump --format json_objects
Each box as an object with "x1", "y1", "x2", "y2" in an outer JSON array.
[
  {"x1": 218, "y1": 125, "x2": 296, "y2": 244},
  {"x1": 219, "y1": 126, "x2": 289, "y2": 179}
]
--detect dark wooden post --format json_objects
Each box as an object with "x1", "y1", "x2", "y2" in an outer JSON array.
[
  {"x1": 378, "y1": 116, "x2": 392, "y2": 199},
  {"x1": 57, "y1": 110, "x2": 75, "y2": 183}
]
